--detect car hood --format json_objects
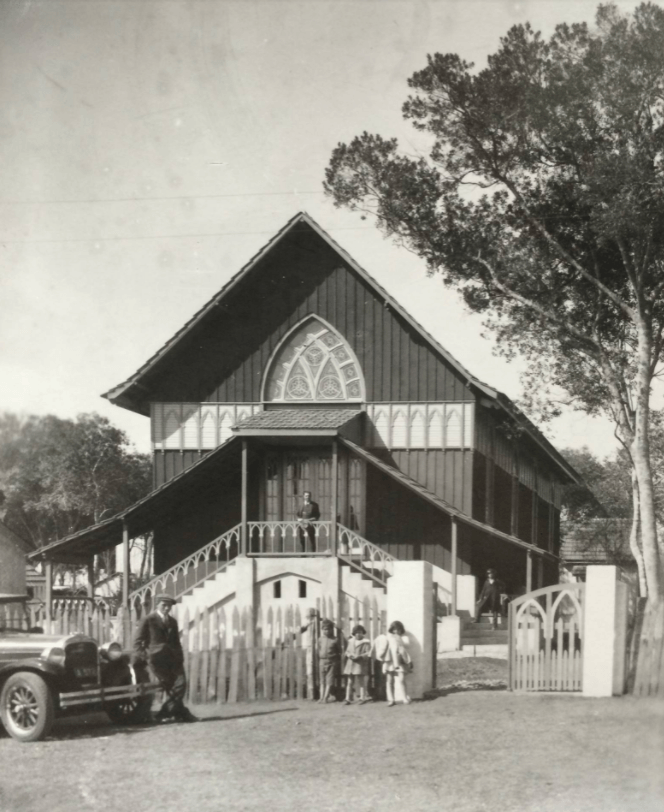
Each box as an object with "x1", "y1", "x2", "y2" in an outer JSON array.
[{"x1": 0, "y1": 632, "x2": 94, "y2": 660}]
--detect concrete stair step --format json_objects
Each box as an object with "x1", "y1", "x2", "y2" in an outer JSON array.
[
  {"x1": 459, "y1": 644, "x2": 508, "y2": 658},
  {"x1": 462, "y1": 636, "x2": 508, "y2": 646}
]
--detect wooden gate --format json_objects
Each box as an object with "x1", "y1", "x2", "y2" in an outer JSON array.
[{"x1": 509, "y1": 583, "x2": 585, "y2": 692}]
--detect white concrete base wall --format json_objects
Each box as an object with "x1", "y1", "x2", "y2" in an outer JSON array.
[
  {"x1": 430, "y1": 564, "x2": 475, "y2": 616},
  {"x1": 437, "y1": 616, "x2": 461, "y2": 653},
  {"x1": 174, "y1": 556, "x2": 387, "y2": 644},
  {"x1": 582, "y1": 565, "x2": 628, "y2": 697},
  {"x1": 386, "y1": 561, "x2": 434, "y2": 699}
]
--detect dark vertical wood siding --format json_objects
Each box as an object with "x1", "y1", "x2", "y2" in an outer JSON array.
[
  {"x1": 364, "y1": 464, "x2": 472, "y2": 574},
  {"x1": 472, "y1": 453, "x2": 487, "y2": 521},
  {"x1": 153, "y1": 451, "x2": 210, "y2": 488},
  {"x1": 152, "y1": 456, "x2": 261, "y2": 573},
  {"x1": 389, "y1": 449, "x2": 472, "y2": 514},
  {"x1": 144, "y1": 231, "x2": 474, "y2": 405}
]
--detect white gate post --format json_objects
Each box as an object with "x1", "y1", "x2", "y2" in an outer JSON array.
[
  {"x1": 386, "y1": 561, "x2": 434, "y2": 699},
  {"x1": 582, "y1": 565, "x2": 628, "y2": 697}
]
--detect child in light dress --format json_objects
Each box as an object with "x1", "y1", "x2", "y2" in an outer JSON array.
[
  {"x1": 343, "y1": 624, "x2": 371, "y2": 704},
  {"x1": 374, "y1": 620, "x2": 412, "y2": 706}
]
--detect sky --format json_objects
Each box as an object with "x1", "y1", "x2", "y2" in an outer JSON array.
[{"x1": 0, "y1": 0, "x2": 646, "y2": 458}]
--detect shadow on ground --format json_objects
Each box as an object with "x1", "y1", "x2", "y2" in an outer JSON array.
[
  {"x1": 5, "y1": 705, "x2": 301, "y2": 742},
  {"x1": 425, "y1": 681, "x2": 507, "y2": 699}
]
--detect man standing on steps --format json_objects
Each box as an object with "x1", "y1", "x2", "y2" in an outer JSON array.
[
  {"x1": 296, "y1": 490, "x2": 320, "y2": 552},
  {"x1": 133, "y1": 594, "x2": 197, "y2": 723},
  {"x1": 472, "y1": 569, "x2": 506, "y2": 628}
]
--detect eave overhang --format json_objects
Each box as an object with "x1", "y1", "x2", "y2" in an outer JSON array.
[{"x1": 340, "y1": 438, "x2": 558, "y2": 561}]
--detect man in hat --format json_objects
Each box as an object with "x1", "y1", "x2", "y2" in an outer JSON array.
[
  {"x1": 472, "y1": 569, "x2": 507, "y2": 628},
  {"x1": 133, "y1": 594, "x2": 197, "y2": 722}
]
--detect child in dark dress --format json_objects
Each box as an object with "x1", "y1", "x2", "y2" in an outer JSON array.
[{"x1": 318, "y1": 619, "x2": 341, "y2": 703}]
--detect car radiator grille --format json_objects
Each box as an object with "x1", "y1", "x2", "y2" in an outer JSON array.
[{"x1": 64, "y1": 640, "x2": 99, "y2": 685}]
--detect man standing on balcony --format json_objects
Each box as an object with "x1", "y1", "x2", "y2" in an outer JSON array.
[
  {"x1": 133, "y1": 594, "x2": 197, "y2": 723},
  {"x1": 297, "y1": 490, "x2": 320, "y2": 552}
]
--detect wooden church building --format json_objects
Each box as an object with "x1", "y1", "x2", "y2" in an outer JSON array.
[{"x1": 30, "y1": 213, "x2": 581, "y2": 626}]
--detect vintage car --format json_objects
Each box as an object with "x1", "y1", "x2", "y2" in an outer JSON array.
[{"x1": 0, "y1": 609, "x2": 158, "y2": 742}]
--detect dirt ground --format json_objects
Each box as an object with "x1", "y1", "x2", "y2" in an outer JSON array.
[{"x1": 0, "y1": 660, "x2": 662, "y2": 812}]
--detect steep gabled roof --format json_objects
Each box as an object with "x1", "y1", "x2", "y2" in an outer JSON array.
[
  {"x1": 103, "y1": 212, "x2": 581, "y2": 484},
  {"x1": 103, "y1": 211, "x2": 494, "y2": 410}
]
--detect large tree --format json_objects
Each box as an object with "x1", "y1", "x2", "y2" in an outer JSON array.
[
  {"x1": 324, "y1": 3, "x2": 664, "y2": 599},
  {"x1": 0, "y1": 412, "x2": 151, "y2": 550}
]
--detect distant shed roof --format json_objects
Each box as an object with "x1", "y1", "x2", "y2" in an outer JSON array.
[{"x1": 560, "y1": 519, "x2": 633, "y2": 565}]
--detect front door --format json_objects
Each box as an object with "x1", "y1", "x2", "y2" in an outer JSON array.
[{"x1": 264, "y1": 450, "x2": 332, "y2": 522}]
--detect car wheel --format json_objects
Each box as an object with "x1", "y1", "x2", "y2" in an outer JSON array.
[
  {"x1": 0, "y1": 672, "x2": 55, "y2": 743},
  {"x1": 105, "y1": 664, "x2": 153, "y2": 725}
]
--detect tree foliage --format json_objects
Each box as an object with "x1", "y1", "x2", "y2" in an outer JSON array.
[
  {"x1": 0, "y1": 412, "x2": 152, "y2": 549},
  {"x1": 324, "y1": 3, "x2": 664, "y2": 597},
  {"x1": 562, "y1": 446, "x2": 631, "y2": 521}
]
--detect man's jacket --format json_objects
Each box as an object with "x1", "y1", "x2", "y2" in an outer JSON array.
[{"x1": 134, "y1": 611, "x2": 184, "y2": 667}]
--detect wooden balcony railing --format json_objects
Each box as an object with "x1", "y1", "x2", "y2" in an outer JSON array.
[
  {"x1": 129, "y1": 524, "x2": 241, "y2": 608},
  {"x1": 247, "y1": 521, "x2": 332, "y2": 555}
]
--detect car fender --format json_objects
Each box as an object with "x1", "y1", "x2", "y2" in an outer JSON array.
[{"x1": 0, "y1": 659, "x2": 62, "y2": 684}]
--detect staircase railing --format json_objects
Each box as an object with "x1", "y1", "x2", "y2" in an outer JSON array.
[
  {"x1": 337, "y1": 524, "x2": 397, "y2": 585},
  {"x1": 247, "y1": 521, "x2": 332, "y2": 555},
  {"x1": 129, "y1": 524, "x2": 241, "y2": 609}
]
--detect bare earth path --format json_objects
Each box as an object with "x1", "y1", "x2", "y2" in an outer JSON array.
[{"x1": 1, "y1": 688, "x2": 662, "y2": 812}]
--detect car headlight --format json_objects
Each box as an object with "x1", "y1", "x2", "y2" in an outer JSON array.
[
  {"x1": 45, "y1": 647, "x2": 66, "y2": 668},
  {"x1": 100, "y1": 641, "x2": 124, "y2": 661}
]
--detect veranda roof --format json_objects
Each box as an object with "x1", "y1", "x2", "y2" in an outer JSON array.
[
  {"x1": 339, "y1": 437, "x2": 556, "y2": 560},
  {"x1": 27, "y1": 436, "x2": 242, "y2": 565},
  {"x1": 30, "y1": 420, "x2": 556, "y2": 567}
]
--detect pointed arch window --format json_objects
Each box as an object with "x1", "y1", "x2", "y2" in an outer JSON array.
[{"x1": 263, "y1": 318, "x2": 364, "y2": 402}]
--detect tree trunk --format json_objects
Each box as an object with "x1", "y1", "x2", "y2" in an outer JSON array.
[
  {"x1": 630, "y1": 471, "x2": 647, "y2": 597},
  {"x1": 632, "y1": 320, "x2": 662, "y2": 600}
]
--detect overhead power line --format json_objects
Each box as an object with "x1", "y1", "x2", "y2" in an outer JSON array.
[
  {"x1": 0, "y1": 190, "x2": 326, "y2": 206},
  {"x1": 1, "y1": 226, "x2": 373, "y2": 246}
]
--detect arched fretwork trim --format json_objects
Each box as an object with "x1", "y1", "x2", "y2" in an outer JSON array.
[{"x1": 261, "y1": 316, "x2": 365, "y2": 403}]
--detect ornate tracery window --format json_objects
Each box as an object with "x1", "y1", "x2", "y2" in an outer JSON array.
[{"x1": 263, "y1": 318, "x2": 364, "y2": 402}]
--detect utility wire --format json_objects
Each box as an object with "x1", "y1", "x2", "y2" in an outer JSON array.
[
  {"x1": 0, "y1": 190, "x2": 326, "y2": 206},
  {"x1": 1, "y1": 226, "x2": 373, "y2": 246}
]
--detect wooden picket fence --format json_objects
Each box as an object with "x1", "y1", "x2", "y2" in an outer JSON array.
[
  {"x1": 175, "y1": 592, "x2": 386, "y2": 704},
  {"x1": 1, "y1": 591, "x2": 387, "y2": 704},
  {"x1": 0, "y1": 598, "x2": 116, "y2": 643},
  {"x1": 632, "y1": 599, "x2": 664, "y2": 697}
]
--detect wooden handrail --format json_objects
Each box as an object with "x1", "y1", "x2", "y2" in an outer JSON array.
[
  {"x1": 337, "y1": 524, "x2": 396, "y2": 585},
  {"x1": 129, "y1": 524, "x2": 241, "y2": 606}
]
